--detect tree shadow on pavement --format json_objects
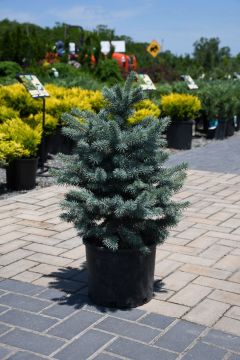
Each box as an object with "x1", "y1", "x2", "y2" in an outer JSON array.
[{"x1": 46, "y1": 265, "x2": 167, "y2": 314}]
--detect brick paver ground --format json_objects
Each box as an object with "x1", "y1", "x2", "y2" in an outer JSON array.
[
  {"x1": 0, "y1": 279, "x2": 239, "y2": 360},
  {"x1": 0, "y1": 134, "x2": 240, "y2": 358}
]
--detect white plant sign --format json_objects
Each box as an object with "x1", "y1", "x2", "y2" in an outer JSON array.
[
  {"x1": 181, "y1": 75, "x2": 198, "y2": 90},
  {"x1": 137, "y1": 74, "x2": 156, "y2": 90},
  {"x1": 16, "y1": 74, "x2": 49, "y2": 98},
  {"x1": 100, "y1": 40, "x2": 126, "y2": 54}
]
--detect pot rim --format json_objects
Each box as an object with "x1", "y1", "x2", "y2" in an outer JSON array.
[
  {"x1": 84, "y1": 241, "x2": 156, "y2": 253},
  {"x1": 170, "y1": 119, "x2": 195, "y2": 124}
]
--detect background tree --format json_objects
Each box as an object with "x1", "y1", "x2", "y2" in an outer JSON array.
[
  {"x1": 193, "y1": 37, "x2": 231, "y2": 74},
  {"x1": 0, "y1": 19, "x2": 239, "y2": 81}
]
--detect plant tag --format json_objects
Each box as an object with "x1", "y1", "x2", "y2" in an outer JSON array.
[{"x1": 16, "y1": 74, "x2": 49, "y2": 98}]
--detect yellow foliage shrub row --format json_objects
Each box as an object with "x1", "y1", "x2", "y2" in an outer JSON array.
[
  {"x1": 0, "y1": 83, "x2": 201, "y2": 164},
  {"x1": 0, "y1": 83, "x2": 105, "y2": 128},
  {"x1": 0, "y1": 83, "x2": 162, "y2": 163},
  {"x1": 0, "y1": 83, "x2": 163, "y2": 129}
]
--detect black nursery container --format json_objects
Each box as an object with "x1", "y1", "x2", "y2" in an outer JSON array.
[
  {"x1": 6, "y1": 158, "x2": 38, "y2": 191},
  {"x1": 85, "y1": 243, "x2": 156, "y2": 308},
  {"x1": 214, "y1": 119, "x2": 226, "y2": 140},
  {"x1": 234, "y1": 116, "x2": 240, "y2": 131},
  {"x1": 225, "y1": 118, "x2": 235, "y2": 137},
  {"x1": 47, "y1": 126, "x2": 75, "y2": 155},
  {"x1": 167, "y1": 120, "x2": 194, "y2": 150}
]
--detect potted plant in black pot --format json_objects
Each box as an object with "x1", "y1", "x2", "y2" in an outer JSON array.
[
  {"x1": 53, "y1": 73, "x2": 188, "y2": 308},
  {"x1": 213, "y1": 81, "x2": 237, "y2": 139},
  {"x1": 161, "y1": 93, "x2": 201, "y2": 150},
  {"x1": 234, "y1": 99, "x2": 240, "y2": 132},
  {"x1": 0, "y1": 118, "x2": 41, "y2": 190},
  {"x1": 196, "y1": 82, "x2": 218, "y2": 139},
  {"x1": 218, "y1": 91, "x2": 235, "y2": 138}
]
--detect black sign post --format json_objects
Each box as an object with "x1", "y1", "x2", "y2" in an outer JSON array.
[
  {"x1": 16, "y1": 74, "x2": 50, "y2": 173},
  {"x1": 40, "y1": 96, "x2": 46, "y2": 172}
]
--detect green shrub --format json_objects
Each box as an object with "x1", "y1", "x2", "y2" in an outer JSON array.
[
  {"x1": 0, "y1": 61, "x2": 22, "y2": 77},
  {"x1": 155, "y1": 83, "x2": 173, "y2": 97},
  {"x1": 49, "y1": 63, "x2": 80, "y2": 78},
  {"x1": 49, "y1": 73, "x2": 102, "y2": 90},
  {"x1": 95, "y1": 59, "x2": 123, "y2": 85},
  {"x1": 195, "y1": 80, "x2": 240, "y2": 122}
]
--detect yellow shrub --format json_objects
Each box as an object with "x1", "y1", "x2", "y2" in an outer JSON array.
[
  {"x1": 0, "y1": 105, "x2": 19, "y2": 122},
  {"x1": 26, "y1": 113, "x2": 58, "y2": 136},
  {"x1": 0, "y1": 83, "x2": 41, "y2": 116},
  {"x1": 45, "y1": 84, "x2": 66, "y2": 99},
  {"x1": 0, "y1": 118, "x2": 42, "y2": 158},
  {"x1": 0, "y1": 138, "x2": 30, "y2": 165},
  {"x1": 161, "y1": 93, "x2": 201, "y2": 121},
  {"x1": 0, "y1": 83, "x2": 105, "y2": 134},
  {"x1": 64, "y1": 97, "x2": 93, "y2": 111},
  {"x1": 128, "y1": 99, "x2": 161, "y2": 125},
  {"x1": 43, "y1": 87, "x2": 104, "y2": 119},
  {"x1": 85, "y1": 91, "x2": 105, "y2": 112},
  {"x1": 63, "y1": 88, "x2": 105, "y2": 112},
  {"x1": 44, "y1": 97, "x2": 65, "y2": 119}
]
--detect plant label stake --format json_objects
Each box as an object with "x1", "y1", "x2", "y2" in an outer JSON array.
[
  {"x1": 137, "y1": 73, "x2": 156, "y2": 99},
  {"x1": 181, "y1": 75, "x2": 198, "y2": 90},
  {"x1": 16, "y1": 74, "x2": 50, "y2": 172}
]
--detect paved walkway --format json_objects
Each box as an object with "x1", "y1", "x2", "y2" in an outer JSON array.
[
  {"x1": 0, "y1": 133, "x2": 240, "y2": 359},
  {"x1": 167, "y1": 131, "x2": 240, "y2": 174}
]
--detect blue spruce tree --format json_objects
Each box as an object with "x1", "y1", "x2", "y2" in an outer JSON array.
[{"x1": 54, "y1": 73, "x2": 188, "y2": 253}]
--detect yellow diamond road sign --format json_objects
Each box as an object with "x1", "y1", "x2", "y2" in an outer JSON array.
[{"x1": 147, "y1": 40, "x2": 161, "y2": 57}]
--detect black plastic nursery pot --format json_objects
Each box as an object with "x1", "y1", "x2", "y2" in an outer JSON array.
[
  {"x1": 214, "y1": 119, "x2": 227, "y2": 140},
  {"x1": 206, "y1": 128, "x2": 215, "y2": 139},
  {"x1": 206, "y1": 119, "x2": 218, "y2": 139},
  {"x1": 225, "y1": 118, "x2": 235, "y2": 137},
  {"x1": 85, "y1": 243, "x2": 156, "y2": 308},
  {"x1": 235, "y1": 116, "x2": 240, "y2": 131},
  {"x1": 47, "y1": 126, "x2": 75, "y2": 155},
  {"x1": 166, "y1": 120, "x2": 194, "y2": 150},
  {"x1": 6, "y1": 158, "x2": 38, "y2": 191}
]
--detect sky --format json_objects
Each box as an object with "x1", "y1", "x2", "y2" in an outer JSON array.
[{"x1": 0, "y1": 0, "x2": 239, "y2": 56}]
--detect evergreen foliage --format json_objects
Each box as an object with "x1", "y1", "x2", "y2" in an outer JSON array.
[{"x1": 53, "y1": 73, "x2": 188, "y2": 253}]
